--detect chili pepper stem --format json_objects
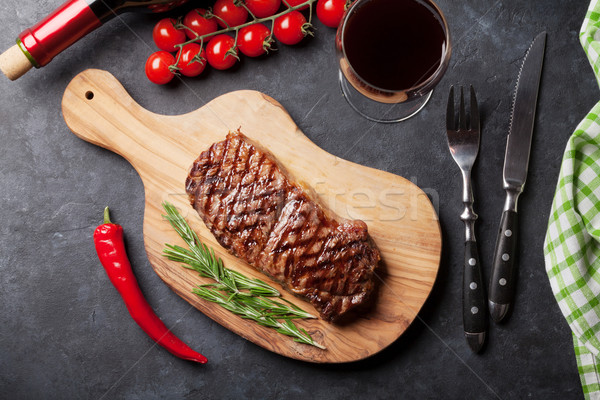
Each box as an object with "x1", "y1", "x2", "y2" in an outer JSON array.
[{"x1": 103, "y1": 206, "x2": 112, "y2": 224}]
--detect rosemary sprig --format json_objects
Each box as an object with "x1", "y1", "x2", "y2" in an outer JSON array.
[
  {"x1": 218, "y1": 289, "x2": 315, "y2": 319},
  {"x1": 193, "y1": 287, "x2": 325, "y2": 349},
  {"x1": 161, "y1": 202, "x2": 324, "y2": 349},
  {"x1": 162, "y1": 202, "x2": 278, "y2": 297},
  {"x1": 164, "y1": 243, "x2": 278, "y2": 297}
]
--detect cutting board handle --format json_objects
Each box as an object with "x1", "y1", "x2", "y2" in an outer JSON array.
[{"x1": 62, "y1": 69, "x2": 184, "y2": 173}]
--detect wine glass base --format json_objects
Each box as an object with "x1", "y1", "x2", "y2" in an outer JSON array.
[{"x1": 338, "y1": 70, "x2": 432, "y2": 123}]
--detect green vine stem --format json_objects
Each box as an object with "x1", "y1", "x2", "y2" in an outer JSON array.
[{"x1": 169, "y1": 0, "x2": 318, "y2": 73}]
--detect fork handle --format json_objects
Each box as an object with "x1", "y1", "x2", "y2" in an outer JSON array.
[
  {"x1": 489, "y1": 210, "x2": 518, "y2": 323},
  {"x1": 463, "y1": 240, "x2": 486, "y2": 352}
]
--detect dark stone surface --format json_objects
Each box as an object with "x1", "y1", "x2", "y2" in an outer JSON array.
[{"x1": 0, "y1": 0, "x2": 593, "y2": 398}]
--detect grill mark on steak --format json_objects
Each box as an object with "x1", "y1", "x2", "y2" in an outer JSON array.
[{"x1": 185, "y1": 130, "x2": 380, "y2": 321}]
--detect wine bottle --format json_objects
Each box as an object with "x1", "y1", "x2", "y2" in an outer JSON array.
[{"x1": 0, "y1": 0, "x2": 189, "y2": 81}]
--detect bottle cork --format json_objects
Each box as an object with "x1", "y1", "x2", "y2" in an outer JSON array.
[{"x1": 0, "y1": 44, "x2": 34, "y2": 81}]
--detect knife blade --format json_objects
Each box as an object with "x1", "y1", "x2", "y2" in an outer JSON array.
[{"x1": 489, "y1": 32, "x2": 547, "y2": 323}]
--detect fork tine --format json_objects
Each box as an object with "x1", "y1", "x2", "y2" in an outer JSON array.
[
  {"x1": 470, "y1": 85, "x2": 480, "y2": 131},
  {"x1": 459, "y1": 86, "x2": 467, "y2": 130},
  {"x1": 446, "y1": 86, "x2": 455, "y2": 130}
]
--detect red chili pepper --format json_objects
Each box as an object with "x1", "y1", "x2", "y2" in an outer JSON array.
[{"x1": 93, "y1": 207, "x2": 207, "y2": 364}]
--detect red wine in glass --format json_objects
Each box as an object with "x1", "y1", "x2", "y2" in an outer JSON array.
[{"x1": 336, "y1": 0, "x2": 451, "y2": 122}]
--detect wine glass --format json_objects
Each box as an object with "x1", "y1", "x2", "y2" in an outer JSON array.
[{"x1": 336, "y1": 0, "x2": 451, "y2": 123}]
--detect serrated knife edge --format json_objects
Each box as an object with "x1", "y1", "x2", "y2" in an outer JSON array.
[{"x1": 503, "y1": 31, "x2": 547, "y2": 190}]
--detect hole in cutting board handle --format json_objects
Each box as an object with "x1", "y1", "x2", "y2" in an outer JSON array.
[{"x1": 85, "y1": 91, "x2": 94, "y2": 100}]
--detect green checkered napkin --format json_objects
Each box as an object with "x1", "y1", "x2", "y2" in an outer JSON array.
[{"x1": 543, "y1": 1, "x2": 600, "y2": 398}]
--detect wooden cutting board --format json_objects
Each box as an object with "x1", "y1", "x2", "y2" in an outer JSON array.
[{"x1": 62, "y1": 69, "x2": 442, "y2": 363}]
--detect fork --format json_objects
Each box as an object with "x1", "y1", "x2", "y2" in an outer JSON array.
[{"x1": 446, "y1": 86, "x2": 487, "y2": 353}]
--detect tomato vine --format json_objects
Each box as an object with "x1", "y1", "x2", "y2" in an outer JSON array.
[{"x1": 145, "y1": 0, "x2": 350, "y2": 84}]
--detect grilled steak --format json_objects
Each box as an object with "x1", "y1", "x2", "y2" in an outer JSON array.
[{"x1": 185, "y1": 131, "x2": 380, "y2": 321}]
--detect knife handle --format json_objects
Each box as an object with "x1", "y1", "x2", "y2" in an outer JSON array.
[
  {"x1": 489, "y1": 210, "x2": 518, "y2": 322},
  {"x1": 463, "y1": 240, "x2": 486, "y2": 352}
]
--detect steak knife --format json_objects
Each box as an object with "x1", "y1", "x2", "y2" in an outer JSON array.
[{"x1": 489, "y1": 32, "x2": 547, "y2": 322}]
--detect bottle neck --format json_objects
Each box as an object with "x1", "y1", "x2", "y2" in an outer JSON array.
[
  {"x1": 17, "y1": 0, "x2": 189, "y2": 68},
  {"x1": 18, "y1": 0, "x2": 102, "y2": 67}
]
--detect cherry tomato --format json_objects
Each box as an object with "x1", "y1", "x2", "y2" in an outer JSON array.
[
  {"x1": 283, "y1": 0, "x2": 309, "y2": 10},
  {"x1": 152, "y1": 18, "x2": 186, "y2": 52},
  {"x1": 145, "y1": 51, "x2": 176, "y2": 84},
  {"x1": 183, "y1": 8, "x2": 218, "y2": 40},
  {"x1": 176, "y1": 43, "x2": 207, "y2": 77},
  {"x1": 213, "y1": 0, "x2": 248, "y2": 28},
  {"x1": 238, "y1": 24, "x2": 272, "y2": 57},
  {"x1": 206, "y1": 34, "x2": 238, "y2": 70},
  {"x1": 245, "y1": 0, "x2": 281, "y2": 18},
  {"x1": 274, "y1": 11, "x2": 308, "y2": 45},
  {"x1": 316, "y1": 0, "x2": 346, "y2": 28}
]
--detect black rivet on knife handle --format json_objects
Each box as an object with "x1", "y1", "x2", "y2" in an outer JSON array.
[{"x1": 489, "y1": 210, "x2": 518, "y2": 322}]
